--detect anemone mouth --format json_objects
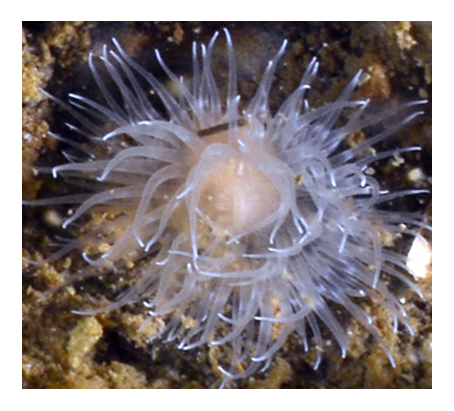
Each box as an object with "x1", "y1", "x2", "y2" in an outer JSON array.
[
  {"x1": 183, "y1": 117, "x2": 292, "y2": 245},
  {"x1": 196, "y1": 153, "x2": 282, "y2": 236},
  {"x1": 25, "y1": 28, "x2": 431, "y2": 386}
]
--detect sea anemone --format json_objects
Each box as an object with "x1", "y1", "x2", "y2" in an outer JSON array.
[{"x1": 26, "y1": 29, "x2": 431, "y2": 386}]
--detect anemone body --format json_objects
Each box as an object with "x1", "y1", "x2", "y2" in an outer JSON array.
[{"x1": 34, "y1": 30, "x2": 429, "y2": 385}]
